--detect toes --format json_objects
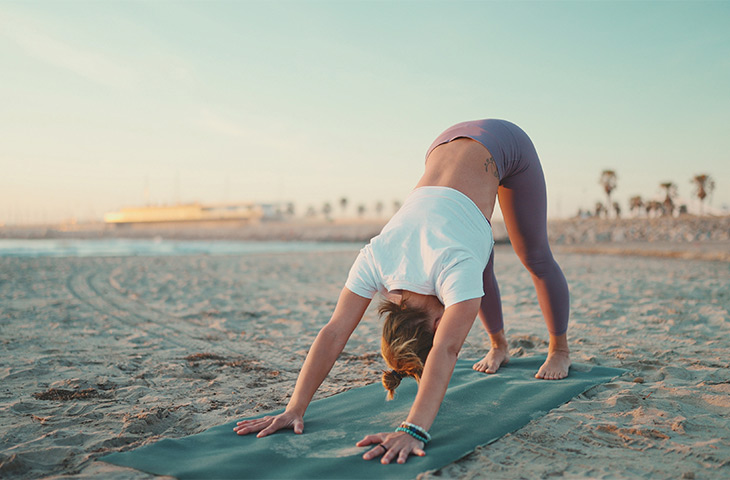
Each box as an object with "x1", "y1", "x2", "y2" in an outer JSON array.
[
  {"x1": 473, "y1": 361, "x2": 488, "y2": 372},
  {"x1": 475, "y1": 352, "x2": 510, "y2": 375},
  {"x1": 473, "y1": 361, "x2": 498, "y2": 374},
  {"x1": 535, "y1": 368, "x2": 568, "y2": 380}
]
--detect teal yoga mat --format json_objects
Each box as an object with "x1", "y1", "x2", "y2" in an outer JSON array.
[{"x1": 102, "y1": 357, "x2": 624, "y2": 479}]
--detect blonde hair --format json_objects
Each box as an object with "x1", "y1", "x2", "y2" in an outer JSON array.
[{"x1": 379, "y1": 299, "x2": 434, "y2": 400}]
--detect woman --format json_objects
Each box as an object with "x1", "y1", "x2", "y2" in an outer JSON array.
[{"x1": 234, "y1": 119, "x2": 571, "y2": 465}]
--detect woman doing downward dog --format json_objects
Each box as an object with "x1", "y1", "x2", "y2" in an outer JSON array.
[{"x1": 234, "y1": 119, "x2": 571, "y2": 464}]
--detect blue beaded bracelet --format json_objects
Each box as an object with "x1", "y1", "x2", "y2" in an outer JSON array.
[
  {"x1": 396, "y1": 427, "x2": 428, "y2": 444},
  {"x1": 400, "y1": 422, "x2": 432, "y2": 442}
]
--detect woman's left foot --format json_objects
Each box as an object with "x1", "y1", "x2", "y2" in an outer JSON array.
[{"x1": 535, "y1": 350, "x2": 571, "y2": 380}]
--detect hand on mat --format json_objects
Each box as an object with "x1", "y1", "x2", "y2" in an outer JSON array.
[
  {"x1": 233, "y1": 411, "x2": 304, "y2": 437},
  {"x1": 357, "y1": 431, "x2": 426, "y2": 464}
]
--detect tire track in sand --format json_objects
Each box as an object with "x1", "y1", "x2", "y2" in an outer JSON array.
[{"x1": 65, "y1": 264, "x2": 291, "y2": 370}]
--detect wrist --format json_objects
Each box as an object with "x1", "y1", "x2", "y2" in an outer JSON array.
[
  {"x1": 396, "y1": 421, "x2": 431, "y2": 444},
  {"x1": 285, "y1": 404, "x2": 306, "y2": 418}
]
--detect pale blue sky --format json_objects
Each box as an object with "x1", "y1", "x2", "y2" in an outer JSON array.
[{"x1": 1, "y1": 0, "x2": 728, "y2": 224}]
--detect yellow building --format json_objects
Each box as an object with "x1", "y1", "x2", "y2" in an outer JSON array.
[{"x1": 104, "y1": 203, "x2": 265, "y2": 225}]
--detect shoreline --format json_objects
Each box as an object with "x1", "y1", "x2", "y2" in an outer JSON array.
[
  {"x1": 0, "y1": 219, "x2": 388, "y2": 243},
  {"x1": 2, "y1": 215, "x2": 728, "y2": 262}
]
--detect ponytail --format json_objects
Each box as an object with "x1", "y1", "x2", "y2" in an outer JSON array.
[{"x1": 379, "y1": 299, "x2": 434, "y2": 400}]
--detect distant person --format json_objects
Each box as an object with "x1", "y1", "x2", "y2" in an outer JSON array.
[{"x1": 234, "y1": 119, "x2": 571, "y2": 464}]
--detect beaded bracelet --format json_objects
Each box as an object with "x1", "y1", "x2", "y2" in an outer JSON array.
[
  {"x1": 396, "y1": 422, "x2": 432, "y2": 444},
  {"x1": 396, "y1": 427, "x2": 428, "y2": 443},
  {"x1": 401, "y1": 422, "x2": 432, "y2": 442}
]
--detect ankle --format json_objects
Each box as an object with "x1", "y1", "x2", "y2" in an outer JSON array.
[
  {"x1": 548, "y1": 334, "x2": 570, "y2": 354},
  {"x1": 488, "y1": 330, "x2": 509, "y2": 349},
  {"x1": 548, "y1": 347, "x2": 570, "y2": 356}
]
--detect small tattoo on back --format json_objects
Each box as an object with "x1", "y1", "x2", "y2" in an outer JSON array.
[{"x1": 484, "y1": 156, "x2": 499, "y2": 178}]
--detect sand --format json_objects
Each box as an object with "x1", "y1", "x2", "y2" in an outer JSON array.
[{"x1": 1, "y1": 243, "x2": 729, "y2": 479}]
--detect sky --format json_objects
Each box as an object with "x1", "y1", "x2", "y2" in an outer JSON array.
[{"x1": 1, "y1": 0, "x2": 729, "y2": 225}]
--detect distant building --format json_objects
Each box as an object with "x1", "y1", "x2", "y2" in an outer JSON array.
[{"x1": 103, "y1": 202, "x2": 268, "y2": 225}]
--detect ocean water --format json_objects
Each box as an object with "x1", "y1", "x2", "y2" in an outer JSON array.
[{"x1": 0, "y1": 238, "x2": 363, "y2": 258}]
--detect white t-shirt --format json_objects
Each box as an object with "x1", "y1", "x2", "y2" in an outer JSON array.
[{"x1": 345, "y1": 186, "x2": 494, "y2": 308}]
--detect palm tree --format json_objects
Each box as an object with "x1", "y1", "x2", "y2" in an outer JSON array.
[
  {"x1": 660, "y1": 182, "x2": 678, "y2": 217},
  {"x1": 594, "y1": 202, "x2": 606, "y2": 218},
  {"x1": 691, "y1": 174, "x2": 715, "y2": 216},
  {"x1": 645, "y1": 200, "x2": 663, "y2": 218},
  {"x1": 339, "y1": 197, "x2": 348, "y2": 218},
  {"x1": 613, "y1": 202, "x2": 621, "y2": 218},
  {"x1": 393, "y1": 200, "x2": 402, "y2": 214},
  {"x1": 322, "y1": 202, "x2": 332, "y2": 220},
  {"x1": 375, "y1": 201, "x2": 384, "y2": 218},
  {"x1": 645, "y1": 201, "x2": 654, "y2": 218},
  {"x1": 357, "y1": 204, "x2": 366, "y2": 218},
  {"x1": 629, "y1": 196, "x2": 644, "y2": 217},
  {"x1": 599, "y1": 170, "x2": 617, "y2": 217}
]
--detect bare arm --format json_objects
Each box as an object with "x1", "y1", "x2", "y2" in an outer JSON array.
[
  {"x1": 358, "y1": 297, "x2": 480, "y2": 463},
  {"x1": 286, "y1": 287, "x2": 371, "y2": 417},
  {"x1": 405, "y1": 298, "x2": 480, "y2": 430},
  {"x1": 234, "y1": 287, "x2": 371, "y2": 437}
]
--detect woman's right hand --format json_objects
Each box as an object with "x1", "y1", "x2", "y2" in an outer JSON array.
[{"x1": 233, "y1": 411, "x2": 304, "y2": 437}]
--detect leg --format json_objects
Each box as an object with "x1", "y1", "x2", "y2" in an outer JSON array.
[
  {"x1": 473, "y1": 249, "x2": 510, "y2": 373},
  {"x1": 499, "y1": 157, "x2": 571, "y2": 379}
]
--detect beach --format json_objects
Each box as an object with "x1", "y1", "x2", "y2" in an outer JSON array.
[
  {"x1": 4, "y1": 0, "x2": 730, "y2": 476},
  {"x1": 1, "y1": 221, "x2": 729, "y2": 479}
]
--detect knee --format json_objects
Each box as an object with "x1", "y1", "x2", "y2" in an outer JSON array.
[{"x1": 520, "y1": 251, "x2": 556, "y2": 278}]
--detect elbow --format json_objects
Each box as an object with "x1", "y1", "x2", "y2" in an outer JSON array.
[
  {"x1": 445, "y1": 343, "x2": 462, "y2": 359},
  {"x1": 432, "y1": 341, "x2": 462, "y2": 361},
  {"x1": 317, "y1": 323, "x2": 338, "y2": 342},
  {"x1": 317, "y1": 322, "x2": 349, "y2": 350}
]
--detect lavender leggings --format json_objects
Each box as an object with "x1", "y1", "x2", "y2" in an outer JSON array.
[{"x1": 427, "y1": 119, "x2": 570, "y2": 336}]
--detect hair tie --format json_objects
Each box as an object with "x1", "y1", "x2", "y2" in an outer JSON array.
[{"x1": 391, "y1": 370, "x2": 404, "y2": 380}]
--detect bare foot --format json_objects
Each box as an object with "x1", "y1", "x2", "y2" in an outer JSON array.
[
  {"x1": 535, "y1": 349, "x2": 571, "y2": 380},
  {"x1": 473, "y1": 347, "x2": 510, "y2": 374}
]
